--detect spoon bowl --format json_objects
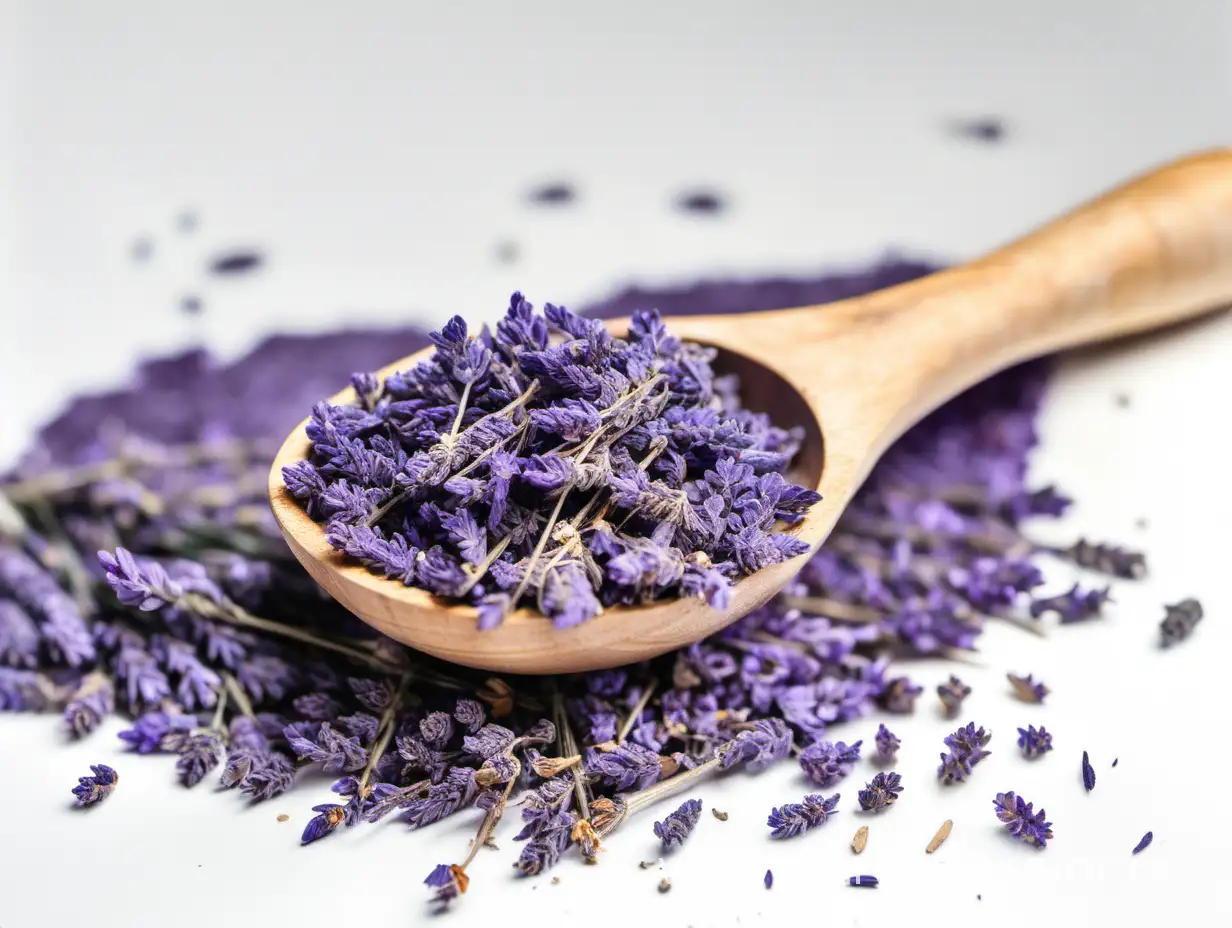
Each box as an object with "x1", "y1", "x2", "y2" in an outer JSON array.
[{"x1": 271, "y1": 149, "x2": 1232, "y2": 673}]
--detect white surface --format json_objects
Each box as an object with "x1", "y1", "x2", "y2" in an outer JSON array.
[{"x1": 2, "y1": 3, "x2": 1231, "y2": 927}]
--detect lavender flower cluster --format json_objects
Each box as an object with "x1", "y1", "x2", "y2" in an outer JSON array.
[
  {"x1": 284, "y1": 295, "x2": 821, "y2": 629},
  {"x1": 0, "y1": 258, "x2": 1146, "y2": 907}
]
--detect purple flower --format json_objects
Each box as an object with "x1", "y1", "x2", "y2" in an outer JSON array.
[
  {"x1": 719, "y1": 718, "x2": 792, "y2": 772},
  {"x1": 406, "y1": 767, "x2": 477, "y2": 827},
  {"x1": 118, "y1": 711, "x2": 194, "y2": 754},
  {"x1": 515, "y1": 807, "x2": 575, "y2": 875},
  {"x1": 1132, "y1": 831, "x2": 1153, "y2": 855},
  {"x1": 1029, "y1": 584, "x2": 1110, "y2": 623},
  {"x1": 1082, "y1": 751, "x2": 1096, "y2": 791},
  {"x1": 993, "y1": 791, "x2": 1052, "y2": 848},
  {"x1": 424, "y1": 864, "x2": 453, "y2": 887},
  {"x1": 764, "y1": 870, "x2": 773, "y2": 889},
  {"x1": 878, "y1": 676, "x2": 923, "y2": 713},
  {"x1": 1007, "y1": 673, "x2": 1048, "y2": 704},
  {"x1": 1064, "y1": 539, "x2": 1146, "y2": 579},
  {"x1": 766, "y1": 792, "x2": 840, "y2": 838},
  {"x1": 177, "y1": 731, "x2": 225, "y2": 786},
  {"x1": 587, "y1": 743, "x2": 662, "y2": 791},
  {"x1": 936, "y1": 675, "x2": 971, "y2": 717},
  {"x1": 301, "y1": 804, "x2": 346, "y2": 844},
  {"x1": 462, "y1": 723, "x2": 514, "y2": 760},
  {"x1": 1160, "y1": 598, "x2": 1203, "y2": 646},
  {"x1": 72, "y1": 763, "x2": 118, "y2": 806},
  {"x1": 799, "y1": 739, "x2": 862, "y2": 787},
  {"x1": 452, "y1": 698, "x2": 486, "y2": 732},
  {"x1": 874, "y1": 724, "x2": 900, "y2": 763},
  {"x1": 1017, "y1": 725, "x2": 1053, "y2": 758},
  {"x1": 938, "y1": 723, "x2": 992, "y2": 783},
  {"x1": 285, "y1": 722, "x2": 368, "y2": 773},
  {"x1": 63, "y1": 673, "x2": 115, "y2": 738},
  {"x1": 857, "y1": 772, "x2": 903, "y2": 812},
  {"x1": 653, "y1": 798, "x2": 702, "y2": 849}
]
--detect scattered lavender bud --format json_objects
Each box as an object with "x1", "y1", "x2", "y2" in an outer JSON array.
[
  {"x1": 764, "y1": 870, "x2": 773, "y2": 889},
  {"x1": 675, "y1": 190, "x2": 725, "y2": 214},
  {"x1": 848, "y1": 875, "x2": 879, "y2": 888},
  {"x1": 878, "y1": 677, "x2": 923, "y2": 713},
  {"x1": 527, "y1": 183, "x2": 575, "y2": 205},
  {"x1": 1029, "y1": 583, "x2": 1110, "y2": 623},
  {"x1": 712, "y1": 808, "x2": 728, "y2": 822},
  {"x1": 208, "y1": 250, "x2": 264, "y2": 275},
  {"x1": 1112, "y1": 758, "x2": 1118, "y2": 767},
  {"x1": 652, "y1": 798, "x2": 702, "y2": 849},
  {"x1": 72, "y1": 763, "x2": 118, "y2": 806},
  {"x1": 301, "y1": 804, "x2": 346, "y2": 844},
  {"x1": 1132, "y1": 831, "x2": 1153, "y2": 855},
  {"x1": 1160, "y1": 598, "x2": 1203, "y2": 646},
  {"x1": 857, "y1": 772, "x2": 903, "y2": 812},
  {"x1": 1008, "y1": 673, "x2": 1048, "y2": 704},
  {"x1": 948, "y1": 116, "x2": 1006, "y2": 143},
  {"x1": 1081, "y1": 751, "x2": 1096, "y2": 791},
  {"x1": 874, "y1": 724, "x2": 900, "y2": 763},
  {"x1": 1017, "y1": 725, "x2": 1053, "y2": 759},
  {"x1": 766, "y1": 792, "x2": 840, "y2": 838},
  {"x1": 938, "y1": 723, "x2": 992, "y2": 783},
  {"x1": 799, "y1": 738, "x2": 862, "y2": 787},
  {"x1": 657, "y1": 877, "x2": 671, "y2": 893},
  {"x1": 937, "y1": 675, "x2": 971, "y2": 716},
  {"x1": 993, "y1": 791, "x2": 1052, "y2": 848},
  {"x1": 1061, "y1": 539, "x2": 1146, "y2": 579}
]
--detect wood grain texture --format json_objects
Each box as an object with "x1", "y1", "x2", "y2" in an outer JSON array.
[{"x1": 270, "y1": 149, "x2": 1232, "y2": 673}]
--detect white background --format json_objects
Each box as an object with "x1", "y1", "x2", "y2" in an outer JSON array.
[{"x1": 2, "y1": 2, "x2": 1231, "y2": 926}]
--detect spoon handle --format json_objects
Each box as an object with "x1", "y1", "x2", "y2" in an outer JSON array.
[{"x1": 761, "y1": 148, "x2": 1232, "y2": 440}]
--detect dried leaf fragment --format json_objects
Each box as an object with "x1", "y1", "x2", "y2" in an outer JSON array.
[
  {"x1": 712, "y1": 808, "x2": 729, "y2": 822},
  {"x1": 851, "y1": 825, "x2": 869, "y2": 854},
  {"x1": 926, "y1": 819, "x2": 953, "y2": 854}
]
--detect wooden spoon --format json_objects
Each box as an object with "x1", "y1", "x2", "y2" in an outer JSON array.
[{"x1": 270, "y1": 149, "x2": 1232, "y2": 674}]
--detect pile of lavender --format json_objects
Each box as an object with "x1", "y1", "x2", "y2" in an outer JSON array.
[
  {"x1": 285, "y1": 297, "x2": 820, "y2": 628},
  {"x1": 0, "y1": 258, "x2": 1149, "y2": 908}
]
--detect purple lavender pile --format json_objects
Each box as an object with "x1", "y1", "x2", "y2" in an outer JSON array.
[
  {"x1": 284, "y1": 296, "x2": 820, "y2": 628},
  {"x1": 0, "y1": 257, "x2": 1144, "y2": 908}
]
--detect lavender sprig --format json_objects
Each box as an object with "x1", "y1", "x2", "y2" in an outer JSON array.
[
  {"x1": 653, "y1": 798, "x2": 702, "y2": 849},
  {"x1": 993, "y1": 791, "x2": 1052, "y2": 847},
  {"x1": 72, "y1": 763, "x2": 118, "y2": 806},
  {"x1": 766, "y1": 792, "x2": 840, "y2": 838}
]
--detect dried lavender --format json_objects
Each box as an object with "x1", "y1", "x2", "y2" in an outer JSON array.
[
  {"x1": 287, "y1": 296, "x2": 821, "y2": 628},
  {"x1": 764, "y1": 869, "x2": 773, "y2": 889},
  {"x1": 208, "y1": 250, "x2": 264, "y2": 275},
  {"x1": 766, "y1": 792, "x2": 840, "y2": 838},
  {"x1": 1008, "y1": 673, "x2": 1048, "y2": 703},
  {"x1": 1057, "y1": 539, "x2": 1145, "y2": 579},
  {"x1": 1081, "y1": 751, "x2": 1096, "y2": 791},
  {"x1": 874, "y1": 723, "x2": 900, "y2": 763},
  {"x1": 857, "y1": 772, "x2": 902, "y2": 812},
  {"x1": 937, "y1": 675, "x2": 971, "y2": 716},
  {"x1": 527, "y1": 183, "x2": 575, "y2": 205},
  {"x1": 799, "y1": 738, "x2": 862, "y2": 787},
  {"x1": 676, "y1": 190, "x2": 725, "y2": 214},
  {"x1": 652, "y1": 797, "x2": 702, "y2": 849},
  {"x1": 1132, "y1": 831, "x2": 1153, "y2": 854},
  {"x1": 1017, "y1": 725, "x2": 1052, "y2": 758},
  {"x1": 72, "y1": 763, "x2": 118, "y2": 806},
  {"x1": 938, "y1": 723, "x2": 992, "y2": 783},
  {"x1": 1029, "y1": 583, "x2": 1110, "y2": 623},
  {"x1": 847, "y1": 875, "x2": 879, "y2": 888},
  {"x1": 993, "y1": 791, "x2": 1052, "y2": 848},
  {"x1": 1, "y1": 256, "x2": 1125, "y2": 908},
  {"x1": 1160, "y1": 598, "x2": 1203, "y2": 646}
]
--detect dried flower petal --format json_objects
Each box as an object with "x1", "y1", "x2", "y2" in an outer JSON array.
[{"x1": 1132, "y1": 831, "x2": 1153, "y2": 854}]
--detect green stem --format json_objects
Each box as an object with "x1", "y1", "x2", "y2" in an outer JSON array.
[
  {"x1": 222, "y1": 673, "x2": 256, "y2": 719},
  {"x1": 616, "y1": 680, "x2": 657, "y2": 744},
  {"x1": 357, "y1": 673, "x2": 412, "y2": 795}
]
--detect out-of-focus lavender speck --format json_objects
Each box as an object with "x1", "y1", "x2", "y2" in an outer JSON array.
[
  {"x1": 208, "y1": 250, "x2": 265, "y2": 275},
  {"x1": 948, "y1": 117, "x2": 1007, "y2": 143},
  {"x1": 676, "y1": 190, "x2": 725, "y2": 214},
  {"x1": 527, "y1": 182, "x2": 575, "y2": 205}
]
